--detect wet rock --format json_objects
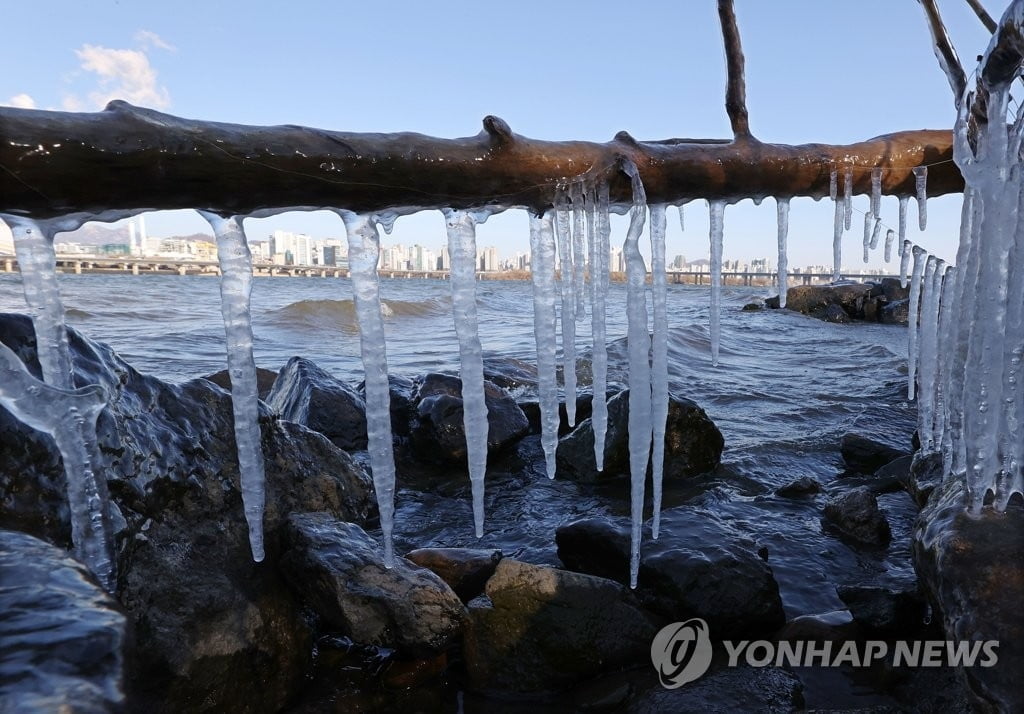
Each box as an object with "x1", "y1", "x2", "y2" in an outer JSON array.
[
  {"x1": 777, "y1": 609, "x2": 858, "y2": 642},
  {"x1": 629, "y1": 666, "x2": 803, "y2": 713},
  {"x1": 877, "y1": 277, "x2": 910, "y2": 302},
  {"x1": 408, "y1": 373, "x2": 529, "y2": 464},
  {"x1": 836, "y1": 583, "x2": 926, "y2": 635},
  {"x1": 462, "y1": 559, "x2": 657, "y2": 692},
  {"x1": 870, "y1": 454, "x2": 914, "y2": 495},
  {"x1": 823, "y1": 303, "x2": 852, "y2": 323},
  {"x1": 266, "y1": 356, "x2": 367, "y2": 451},
  {"x1": 914, "y1": 478, "x2": 1024, "y2": 712},
  {"x1": 281, "y1": 513, "x2": 466, "y2": 657},
  {"x1": 519, "y1": 391, "x2": 596, "y2": 437},
  {"x1": 903, "y1": 451, "x2": 943, "y2": 507},
  {"x1": 822, "y1": 488, "x2": 892, "y2": 546},
  {"x1": 742, "y1": 301, "x2": 763, "y2": 311},
  {"x1": 482, "y1": 356, "x2": 537, "y2": 391},
  {"x1": 556, "y1": 389, "x2": 723, "y2": 482},
  {"x1": 202, "y1": 366, "x2": 279, "y2": 401},
  {"x1": 881, "y1": 298, "x2": 910, "y2": 325},
  {"x1": 840, "y1": 433, "x2": 909, "y2": 474},
  {"x1": 781, "y1": 283, "x2": 874, "y2": 321},
  {"x1": 0, "y1": 530, "x2": 126, "y2": 713},
  {"x1": 0, "y1": 313, "x2": 377, "y2": 712},
  {"x1": 405, "y1": 547, "x2": 502, "y2": 602},
  {"x1": 775, "y1": 476, "x2": 822, "y2": 498},
  {"x1": 358, "y1": 373, "x2": 416, "y2": 439},
  {"x1": 556, "y1": 510, "x2": 785, "y2": 638}
]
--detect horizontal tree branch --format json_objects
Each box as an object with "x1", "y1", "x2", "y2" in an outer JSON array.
[{"x1": 0, "y1": 102, "x2": 962, "y2": 221}]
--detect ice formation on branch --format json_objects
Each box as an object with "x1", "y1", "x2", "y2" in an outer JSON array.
[
  {"x1": 913, "y1": 166, "x2": 929, "y2": 230},
  {"x1": 843, "y1": 167, "x2": 854, "y2": 230},
  {"x1": 554, "y1": 189, "x2": 578, "y2": 427},
  {"x1": 907, "y1": 245, "x2": 927, "y2": 401},
  {"x1": 832, "y1": 195, "x2": 844, "y2": 282},
  {"x1": 591, "y1": 184, "x2": 612, "y2": 470},
  {"x1": 444, "y1": 208, "x2": 491, "y2": 538},
  {"x1": 528, "y1": 211, "x2": 559, "y2": 480},
  {"x1": 709, "y1": 200, "x2": 726, "y2": 365},
  {"x1": 650, "y1": 204, "x2": 669, "y2": 539},
  {"x1": 776, "y1": 198, "x2": 790, "y2": 308},
  {"x1": 199, "y1": 212, "x2": 268, "y2": 562}
]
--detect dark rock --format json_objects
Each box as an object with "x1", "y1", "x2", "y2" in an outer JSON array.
[
  {"x1": 765, "y1": 295, "x2": 780, "y2": 309},
  {"x1": 629, "y1": 666, "x2": 803, "y2": 713},
  {"x1": 877, "y1": 276, "x2": 910, "y2": 302},
  {"x1": 742, "y1": 301, "x2": 763, "y2": 311},
  {"x1": 202, "y1": 366, "x2": 278, "y2": 401},
  {"x1": 266, "y1": 356, "x2": 367, "y2": 451},
  {"x1": 777, "y1": 609, "x2": 858, "y2": 642},
  {"x1": 836, "y1": 583, "x2": 926, "y2": 634},
  {"x1": 914, "y1": 478, "x2": 1024, "y2": 712},
  {"x1": 405, "y1": 547, "x2": 502, "y2": 603},
  {"x1": 863, "y1": 297, "x2": 882, "y2": 321},
  {"x1": 871, "y1": 454, "x2": 914, "y2": 495},
  {"x1": 519, "y1": 391, "x2": 596, "y2": 437},
  {"x1": 358, "y1": 373, "x2": 416, "y2": 439},
  {"x1": 841, "y1": 433, "x2": 909, "y2": 474},
  {"x1": 281, "y1": 512, "x2": 466, "y2": 657},
  {"x1": 775, "y1": 476, "x2": 822, "y2": 498},
  {"x1": 408, "y1": 373, "x2": 529, "y2": 464},
  {"x1": 0, "y1": 530, "x2": 126, "y2": 713},
  {"x1": 822, "y1": 488, "x2": 892, "y2": 546},
  {"x1": 823, "y1": 303, "x2": 851, "y2": 323},
  {"x1": 482, "y1": 356, "x2": 537, "y2": 391},
  {"x1": 903, "y1": 451, "x2": 943, "y2": 507},
  {"x1": 556, "y1": 510, "x2": 785, "y2": 638},
  {"x1": 881, "y1": 298, "x2": 910, "y2": 325},
  {"x1": 462, "y1": 559, "x2": 657, "y2": 692},
  {"x1": 556, "y1": 389, "x2": 723, "y2": 482},
  {"x1": 783, "y1": 283, "x2": 875, "y2": 321},
  {"x1": 0, "y1": 313, "x2": 377, "y2": 712}
]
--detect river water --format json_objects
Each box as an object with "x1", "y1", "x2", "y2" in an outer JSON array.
[{"x1": 0, "y1": 271, "x2": 921, "y2": 705}]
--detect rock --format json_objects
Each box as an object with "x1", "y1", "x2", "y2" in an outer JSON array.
[
  {"x1": 836, "y1": 583, "x2": 926, "y2": 634},
  {"x1": 782, "y1": 283, "x2": 875, "y2": 321},
  {"x1": 0, "y1": 530, "x2": 126, "y2": 713},
  {"x1": 777, "y1": 609, "x2": 858, "y2": 642},
  {"x1": 202, "y1": 366, "x2": 279, "y2": 401},
  {"x1": 881, "y1": 298, "x2": 910, "y2": 325},
  {"x1": 405, "y1": 547, "x2": 502, "y2": 602},
  {"x1": 877, "y1": 277, "x2": 910, "y2": 302},
  {"x1": 840, "y1": 433, "x2": 909, "y2": 474},
  {"x1": 462, "y1": 559, "x2": 657, "y2": 692},
  {"x1": 358, "y1": 373, "x2": 416, "y2": 439},
  {"x1": 408, "y1": 373, "x2": 529, "y2": 464},
  {"x1": 556, "y1": 390, "x2": 723, "y2": 482},
  {"x1": 903, "y1": 451, "x2": 943, "y2": 507},
  {"x1": 822, "y1": 488, "x2": 892, "y2": 546},
  {"x1": 742, "y1": 301, "x2": 763, "y2": 311},
  {"x1": 629, "y1": 666, "x2": 803, "y2": 713},
  {"x1": 482, "y1": 356, "x2": 537, "y2": 391},
  {"x1": 870, "y1": 454, "x2": 914, "y2": 495},
  {"x1": 519, "y1": 391, "x2": 596, "y2": 437},
  {"x1": 914, "y1": 478, "x2": 1024, "y2": 712},
  {"x1": 0, "y1": 313, "x2": 377, "y2": 712},
  {"x1": 555, "y1": 510, "x2": 785, "y2": 638},
  {"x1": 775, "y1": 476, "x2": 821, "y2": 498},
  {"x1": 823, "y1": 303, "x2": 851, "y2": 323},
  {"x1": 281, "y1": 513, "x2": 466, "y2": 657},
  {"x1": 265, "y1": 356, "x2": 367, "y2": 451}
]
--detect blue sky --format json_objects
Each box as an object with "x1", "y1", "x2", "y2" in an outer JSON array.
[{"x1": 1, "y1": 0, "x2": 996, "y2": 269}]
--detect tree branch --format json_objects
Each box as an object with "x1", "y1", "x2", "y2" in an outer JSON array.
[
  {"x1": 717, "y1": 0, "x2": 751, "y2": 139},
  {"x1": 0, "y1": 102, "x2": 962, "y2": 221},
  {"x1": 966, "y1": 0, "x2": 998, "y2": 33},
  {"x1": 919, "y1": 0, "x2": 969, "y2": 106}
]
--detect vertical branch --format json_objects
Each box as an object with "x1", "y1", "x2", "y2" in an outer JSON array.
[
  {"x1": 717, "y1": 0, "x2": 752, "y2": 139},
  {"x1": 918, "y1": 0, "x2": 968, "y2": 105},
  {"x1": 965, "y1": 0, "x2": 998, "y2": 33}
]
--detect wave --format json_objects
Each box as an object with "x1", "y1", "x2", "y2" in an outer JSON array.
[{"x1": 266, "y1": 296, "x2": 452, "y2": 332}]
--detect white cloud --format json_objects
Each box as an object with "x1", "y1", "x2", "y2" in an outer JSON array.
[
  {"x1": 134, "y1": 30, "x2": 176, "y2": 52},
  {"x1": 70, "y1": 44, "x2": 171, "y2": 110},
  {"x1": 6, "y1": 93, "x2": 36, "y2": 109}
]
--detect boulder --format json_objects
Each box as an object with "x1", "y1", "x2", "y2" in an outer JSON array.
[
  {"x1": 0, "y1": 530, "x2": 126, "y2": 713},
  {"x1": 881, "y1": 298, "x2": 910, "y2": 325},
  {"x1": 556, "y1": 510, "x2": 785, "y2": 637},
  {"x1": 202, "y1": 366, "x2": 279, "y2": 401},
  {"x1": 822, "y1": 488, "x2": 892, "y2": 546},
  {"x1": 779, "y1": 283, "x2": 873, "y2": 321},
  {"x1": 358, "y1": 373, "x2": 416, "y2": 439},
  {"x1": 281, "y1": 513, "x2": 466, "y2": 657},
  {"x1": 265, "y1": 356, "x2": 367, "y2": 451},
  {"x1": 482, "y1": 356, "x2": 537, "y2": 391},
  {"x1": 836, "y1": 583, "x2": 926, "y2": 634},
  {"x1": 629, "y1": 666, "x2": 804, "y2": 713},
  {"x1": 840, "y1": 433, "x2": 910, "y2": 474},
  {"x1": 823, "y1": 303, "x2": 852, "y2": 323},
  {"x1": 405, "y1": 547, "x2": 502, "y2": 602},
  {"x1": 902, "y1": 451, "x2": 943, "y2": 507},
  {"x1": 775, "y1": 476, "x2": 822, "y2": 498},
  {"x1": 556, "y1": 389, "x2": 723, "y2": 482},
  {"x1": 408, "y1": 372, "x2": 529, "y2": 463},
  {"x1": 914, "y1": 478, "x2": 1024, "y2": 712},
  {"x1": 776, "y1": 609, "x2": 858, "y2": 642},
  {"x1": 462, "y1": 559, "x2": 657, "y2": 692},
  {"x1": 518, "y1": 390, "x2": 596, "y2": 437}
]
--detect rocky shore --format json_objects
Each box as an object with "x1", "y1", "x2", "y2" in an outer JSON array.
[{"x1": 0, "y1": 310, "x2": 1019, "y2": 713}]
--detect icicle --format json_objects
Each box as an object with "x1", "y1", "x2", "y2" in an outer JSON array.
[
  {"x1": 884, "y1": 229, "x2": 896, "y2": 263},
  {"x1": 829, "y1": 168, "x2": 838, "y2": 201},
  {"x1": 620, "y1": 159, "x2": 651, "y2": 590},
  {"x1": 917, "y1": 256, "x2": 943, "y2": 451},
  {"x1": 870, "y1": 167, "x2": 882, "y2": 219},
  {"x1": 832, "y1": 195, "x2": 843, "y2": 282},
  {"x1": 898, "y1": 196, "x2": 909, "y2": 253},
  {"x1": 869, "y1": 216, "x2": 883, "y2": 251},
  {"x1": 900, "y1": 239, "x2": 913, "y2": 288},
  {"x1": 337, "y1": 210, "x2": 397, "y2": 565},
  {"x1": 677, "y1": 203, "x2": 685, "y2": 232},
  {"x1": 913, "y1": 166, "x2": 928, "y2": 230},
  {"x1": 571, "y1": 182, "x2": 587, "y2": 321},
  {"x1": 776, "y1": 198, "x2": 790, "y2": 308},
  {"x1": 934, "y1": 265, "x2": 957, "y2": 453},
  {"x1": 199, "y1": 212, "x2": 268, "y2": 563},
  {"x1": 528, "y1": 210, "x2": 559, "y2": 479},
  {"x1": 591, "y1": 183, "x2": 611, "y2": 471},
  {"x1": 907, "y1": 245, "x2": 927, "y2": 401},
  {"x1": 709, "y1": 201, "x2": 726, "y2": 366},
  {"x1": 443, "y1": 208, "x2": 491, "y2": 538},
  {"x1": 650, "y1": 204, "x2": 669, "y2": 540},
  {"x1": 843, "y1": 167, "x2": 853, "y2": 229},
  {"x1": 554, "y1": 189, "x2": 578, "y2": 427},
  {"x1": 862, "y1": 211, "x2": 874, "y2": 262}
]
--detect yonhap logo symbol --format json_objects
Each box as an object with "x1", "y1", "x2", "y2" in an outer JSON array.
[{"x1": 650, "y1": 618, "x2": 713, "y2": 688}]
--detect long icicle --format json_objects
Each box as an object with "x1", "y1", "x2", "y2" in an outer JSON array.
[
  {"x1": 337, "y1": 210, "x2": 397, "y2": 564},
  {"x1": 200, "y1": 212, "x2": 268, "y2": 563},
  {"x1": 571, "y1": 181, "x2": 588, "y2": 321},
  {"x1": 591, "y1": 183, "x2": 611, "y2": 471},
  {"x1": 776, "y1": 198, "x2": 790, "y2": 308},
  {"x1": 621, "y1": 159, "x2": 651, "y2": 589},
  {"x1": 914, "y1": 166, "x2": 928, "y2": 230},
  {"x1": 709, "y1": 200, "x2": 726, "y2": 365},
  {"x1": 444, "y1": 208, "x2": 490, "y2": 538},
  {"x1": 917, "y1": 256, "x2": 942, "y2": 451},
  {"x1": 529, "y1": 210, "x2": 559, "y2": 479},
  {"x1": 843, "y1": 166, "x2": 853, "y2": 229},
  {"x1": 554, "y1": 189, "x2": 578, "y2": 427},
  {"x1": 907, "y1": 245, "x2": 928, "y2": 401},
  {"x1": 832, "y1": 194, "x2": 844, "y2": 282},
  {"x1": 650, "y1": 204, "x2": 669, "y2": 540}
]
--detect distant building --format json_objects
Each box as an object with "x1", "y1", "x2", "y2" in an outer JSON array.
[{"x1": 99, "y1": 243, "x2": 131, "y2": 257}]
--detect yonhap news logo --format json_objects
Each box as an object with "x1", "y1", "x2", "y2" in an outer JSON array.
[{"x1": 650, "y1": 619, "x2": 999, "y2": 688}]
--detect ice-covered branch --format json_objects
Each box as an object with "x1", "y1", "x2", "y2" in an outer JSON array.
[
  {"x1": 966, "y1": 0, "x2": 998, "y2": 33},
  {"x1": 717, "y1": 0, "x2": 752, "y2": 139},
  {"x1": 0, "y1": 103, "x2": 963, "y2": 221},
  {"x1": 918, "y1": 0, "x2": 968, "y2": 106}
]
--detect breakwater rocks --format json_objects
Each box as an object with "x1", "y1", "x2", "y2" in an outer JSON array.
[{"x1": 766, "y1": 278, "x2": 910, "y2": 324}]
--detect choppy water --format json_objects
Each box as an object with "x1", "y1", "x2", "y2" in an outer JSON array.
[{"x1": 0, "y1": 272, "x2": 918, "y2": 630}]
